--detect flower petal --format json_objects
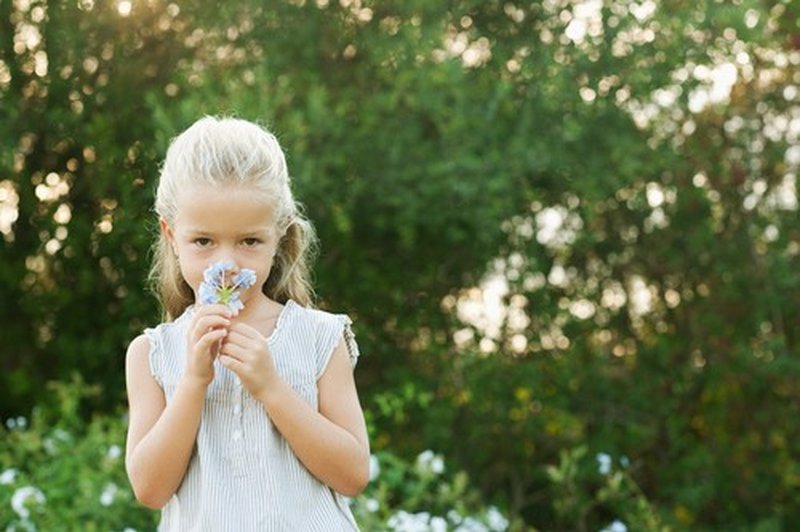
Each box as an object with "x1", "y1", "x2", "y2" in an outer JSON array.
[
  {"x1": 201, "y1": 261, "x2": 254, "y2": 311},
  {"x1": 233, "y1": 268, "x2": 257, "y2": 289},
  {"x1": 199, "y1": 282, "x2": 220, "y2": 305}
]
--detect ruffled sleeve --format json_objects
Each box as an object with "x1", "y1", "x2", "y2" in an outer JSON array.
[
  {"x1": 143, "y1": 326, "x2": 165, "y2": 388},
  {"x1": 315, "y1": 314, "x2": 360, "y2": 379}
]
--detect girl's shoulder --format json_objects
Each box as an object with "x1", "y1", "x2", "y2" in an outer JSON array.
[
  {"x1": 140, "y1": 308, "x2": 193, "y2": 361},
  {"x1": 138, "y1": 309, "x2": 194, "y2": 387},
  {"x1": 125, "y1": 332, "x2": 152, "y2": 362},
  {"x1": 287, "y1": 301, "x2": 360, "y2": 368},
  {"x1": 143, "y1": 307, "x2": 193, "y2": 340}
]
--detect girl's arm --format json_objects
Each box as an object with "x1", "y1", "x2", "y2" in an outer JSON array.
[
  {"x1": 218, "y1": 322, "x2": 370, "y2": 496},
  {"x1": 124, "y1": 334, "x2": 208, "y2": 509},
  {"x1": 126, "y1": 304, "x2": 231, "y2": 508},
  {"x1": 254, "y1": 339, "x2": 370, "y2": 496}
]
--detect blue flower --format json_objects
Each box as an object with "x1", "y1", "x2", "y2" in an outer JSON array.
[
  {"x1": 199, "y1": 281, "x2": 220, "y2": 305},
  {"x1": 233, "y1": 269, "x2": 256, "y2": 289},
  {"x1": 199, "y1": 261, "x2": 257, "y2": 311},
  {"x1": 228, "y1": 290, "x2": 244, "y2": 312},
  {"x1": 203, "y1": 260, "x2": 233, "y2": 283}
]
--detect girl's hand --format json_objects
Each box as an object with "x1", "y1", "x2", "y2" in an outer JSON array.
[
  {"x1": 184, "y1": 304, "x2": 232, "y2": 386},
  {"x1": 218, "y1": 322, "x2": 279, "y2": 400}
]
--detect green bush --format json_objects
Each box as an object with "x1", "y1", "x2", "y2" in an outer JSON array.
[
  {"x1": 545, "y1": 445, "x2": 664, "y2": 532},
  {"x1": 0, "y1": 377, "x2": 155, "y2": 530},
  {"x1": 0, "y1": 377, "x2": 518, "y2": 531},
  {"x1": 3, "y1": 1, "x2": 800, "y2": 529},
  {"x1": 352, "y1": 449, "x2": 516, "y2": 531}
]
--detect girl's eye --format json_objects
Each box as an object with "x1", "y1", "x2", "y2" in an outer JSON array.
[
  {"x1": 242, "y1": 238, "x2": 261, "y2": 247},
  {"x1": 193, "y1": 238, "x2": 212, "y2": 247}
]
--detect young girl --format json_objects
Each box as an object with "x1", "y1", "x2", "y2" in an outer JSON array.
[{"x1": 124, "y1": 117, "x2": 369, "y2": 530}]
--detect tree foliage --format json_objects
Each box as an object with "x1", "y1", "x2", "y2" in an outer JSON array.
[{"x1": 1, "y1": 0, "x2": 799, "y2": 528}]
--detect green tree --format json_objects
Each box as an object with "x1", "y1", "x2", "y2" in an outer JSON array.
[{"x1": 2, "y1": 1, "x2": 799, "y2": 529}]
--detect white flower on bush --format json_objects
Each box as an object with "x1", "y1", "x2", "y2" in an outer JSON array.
[
  {"x1": 369, "y1": 454, "x2": 380, "y2": 482},
  {"x1": 5, "y1": 416, "x2": 27, "y2": 430},
  {"x1": 43, "y1": 428, "x2": 72, "y2": 456},
  {"x1": 416, "y1": 449, "x2": 445, "y2": 475},
  {"x1": 596, "y1": 452, "x2": 612, "y2": 475},
  {"x1": 43, "y1": 437, "x2": 57, "y2": 456},
  {"x1": 0, "y1": 468, "x2": 17, "y2": 485},
  {"x1": 486, "y1": 506, "x2": 509, "y2": 531},
  {"x1": 430, "y1": 516, "x2": 448, "y2": 532},
  {"x1": 448, "y1": 510, "x2": 463, "y2": 525},
  {"x1": 365, "y1": 497, "x2": 380, "y2": 513},
  {"x1": 100, "y1": 482, "x2": 118, "y2": 506},
  {"x1": 600, "y1": 519, "x2": 628, "y2": 532},
  {"x1": 11, "y1": 485, "x2": 46, "y2": 519},
  {"x1": 455, "y1": 516, "x2": 489, "y2": 531},
  {"x1": 106, "y1": 444, "x2": 122, "y2": 461},
  {"x1": 388, "y1": 510, "x2": 432, "y2": 531}
]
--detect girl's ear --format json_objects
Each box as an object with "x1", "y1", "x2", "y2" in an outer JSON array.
[{"x1": 159, "y1": 218, "x2": 178, "y2": 254}]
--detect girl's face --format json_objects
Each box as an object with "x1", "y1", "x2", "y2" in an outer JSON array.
[{"x1": 161, "y1": 184, "x2": 280, "y2": 308}]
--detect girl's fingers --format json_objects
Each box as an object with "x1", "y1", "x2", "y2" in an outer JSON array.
[
  {"x1": 224, "y1": 324, "x2": 267, "y2": 348},
  {"x1": 188, "y1": 314, "x2": 231, "y2": 346},
  {"x1": 222, "y1": 329, "x2": 257, "y2": 346},
  {"x1": 218, "y1": 354, "x2": 242, "y2": 372},
  {"x1": 218, "y1": 341, "x2": 247, "y2": 361},
  {"x1": 228, "y1": 322, "x2": 260, "y2": 338},
  {"x1": 193, "y1": 303, "x2": 232, "y2": 319},
  {"x1": 198, "y1": 328, "x2": 228, "y2": 353},
  {"x1": 191, "y1": 309, "x2": 232, "y2": 331},
  {"x1": 191, "y1": 315, "x2": 230, "y2": 336}
]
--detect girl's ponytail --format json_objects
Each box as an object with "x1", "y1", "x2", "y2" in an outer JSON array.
[
  {"x1": 265, "y1": 213, "x2": 317, "y2": 308},
  {"x1": 149, "y1": 233, "x2": 194, "y2": 321}
]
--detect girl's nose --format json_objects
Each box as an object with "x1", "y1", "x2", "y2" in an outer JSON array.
[
  {"x1": 216, "y1": 249, "x2": 239, "y2": 268},
  {"x1": 220, "y1": 257, "x2": 238, "y2": 270}
]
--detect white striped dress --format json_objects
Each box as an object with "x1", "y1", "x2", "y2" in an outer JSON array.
[{"x1": 144, "y1": 299, "x2": 361, "y2": 531}]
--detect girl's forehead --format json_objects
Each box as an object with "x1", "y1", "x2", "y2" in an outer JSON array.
[
  {"x1": 174, "y1": 185, "x2": 279, "y2": 231},
  {"x1": 177, "y1": 182, "x2": 273, "y2": 202}
]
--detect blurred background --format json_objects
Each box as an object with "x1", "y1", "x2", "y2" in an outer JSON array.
[{"x1": 1, "y1": 0, "x2": 799, "y2": 530}]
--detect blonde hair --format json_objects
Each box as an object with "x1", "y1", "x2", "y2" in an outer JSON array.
[{"x1": 149, "y1": 116, "x2": 317, "y2": 320}]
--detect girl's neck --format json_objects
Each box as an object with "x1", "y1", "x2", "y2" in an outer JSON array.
[{"x1": 234, "y1": 292, "x2": 284, "y2": 325}]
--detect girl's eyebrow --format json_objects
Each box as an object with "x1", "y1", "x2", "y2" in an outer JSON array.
[
  {"x1": 242, "y1": 229, "x2": 273, "y2": 237},
  {"x1": 184, "y1": 227, "x2": 212, "y2": 235},
  {"x1": 184, "y1": 227, "x2": 272, "y2": 237}
]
